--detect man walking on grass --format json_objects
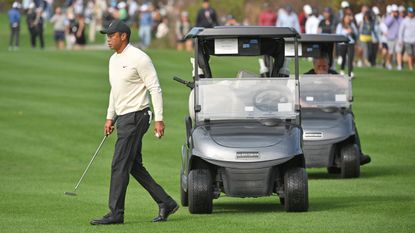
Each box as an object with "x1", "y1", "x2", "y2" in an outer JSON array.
[{"x1": 90, "y1": 20, "x2": 178, "y2": 225}]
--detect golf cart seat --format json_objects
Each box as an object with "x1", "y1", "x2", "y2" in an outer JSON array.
[{"x1": 236, "y1": 70, "x2": 257, "y2": 78}]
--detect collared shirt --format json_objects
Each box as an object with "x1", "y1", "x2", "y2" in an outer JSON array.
[{"x1": 107, "y1": 44, "x2": 163, "y2": 121}]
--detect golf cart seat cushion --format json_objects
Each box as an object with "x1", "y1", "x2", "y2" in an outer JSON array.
[{"x1": 189, "y1": 90, "x2": 195, "y2": 121}]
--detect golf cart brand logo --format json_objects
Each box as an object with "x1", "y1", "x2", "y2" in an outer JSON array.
[
  {"x1": 236, "y1": 152, "x2": 260, "y2": 160},
  {"x1": 303, "y1": 132, "x2": 323, "y2": 139}
]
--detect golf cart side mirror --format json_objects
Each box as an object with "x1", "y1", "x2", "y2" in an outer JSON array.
[{"x1": 173, "y1": 76, "x2": 194, "y2": 89}]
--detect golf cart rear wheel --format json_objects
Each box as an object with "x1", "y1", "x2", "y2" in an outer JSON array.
[
  {"x1": 284, "y1": 167, "x2": 309, "y2": 212},
  {"x1": 188, "y1": 169, "x2": 213, "y2": 214},
  {"x1": 180, "y1": 171, "x2": 188, "y2": 207},
  {"x1": 340, "y1": 144, "x2": 360, "y2": 178},
  {"x1": 327, "y1": 167, "x2": 341, "y2": 174}
]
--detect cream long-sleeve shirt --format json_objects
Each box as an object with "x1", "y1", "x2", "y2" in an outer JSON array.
[{"x1": 106, "y1": 44, "x2": 163, "y2": 121}]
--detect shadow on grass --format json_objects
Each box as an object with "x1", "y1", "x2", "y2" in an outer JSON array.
[
  {"x1": 310, "y1": 194, "x2": 414, "y2": 212},
  {"x1": 307, "y1": 165, "x2": 402, "y2": 180},
  {"x1": 213, "y1": 200, "x2": 284, "y2": 214}
]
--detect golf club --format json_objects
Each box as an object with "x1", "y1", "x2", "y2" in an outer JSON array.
[{"x1": 65, "y1": 117, "x2": 117, "y2": 196}]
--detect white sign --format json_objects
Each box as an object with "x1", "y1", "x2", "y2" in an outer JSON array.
[
  {"x1": 278, "y1": 103, "x2": 293, "y2": 112},
  {"x1": 244, "y1": 106, "x2": 254, "y2": 112},
  {"x1": 335, "y1": 94, "x2": 347, "y2": 102},
  {"x1": 285, "y1": 43, "x2": 302, "y2": 56},
  {"x1": 306, "y1": 96, "x2": 314, "y2": 102},
  {"x1": 214, "y1": 38, "x2": 238, "y2": 54}
]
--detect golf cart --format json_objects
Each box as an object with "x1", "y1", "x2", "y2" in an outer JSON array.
[
  {"x1": 286, "y1": 34, "x2": 367, "y2": 178},
  {"x1": 174, "y1": 26, "x2": 308, "y2": 214}
]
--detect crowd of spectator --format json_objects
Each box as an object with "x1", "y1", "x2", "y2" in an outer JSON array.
[{"x1": 6, "y1": 0, "x2": 415, "y2": 71}]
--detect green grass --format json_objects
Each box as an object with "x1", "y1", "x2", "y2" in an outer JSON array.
[{"x1": 1, "y1": 15, "x2": 415, "y2": 233}]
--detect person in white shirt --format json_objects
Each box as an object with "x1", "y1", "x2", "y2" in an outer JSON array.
[
  {"x1": 305, "y1": 8, "x2": 321, "y2": 34},
  {"x1": 90, "y1": 20, "x2": 178, "y2": 225}
]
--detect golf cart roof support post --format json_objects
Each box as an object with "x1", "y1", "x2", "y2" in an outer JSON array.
[
  {"x1": 347, "y1": 43, "x2": 352, "y2": 77},
  {"x1": 294, "y1": 37, "x2": 301, "y2": 117},
  {"x1": 194, "y1": 37, "x2": 200, "y2": 126},
  {"x1": 294, "y1": 37, "x2": 299, "y2": 81}
]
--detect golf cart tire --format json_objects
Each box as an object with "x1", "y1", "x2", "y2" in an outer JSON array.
[
  {"x1": 284, "y1": 167, "x2": 309, "y2": 212},
  {"x1": 180, "y1": 171, "x2": 188, "y2": 207},
  {"x1": 279, "y1": 197, "x2": 285, "y2": 206},
  {"x1": 340, "y1": 144, "x2": 360, "y2": 178},
  {"x1": 327, "y1": 167, "x2": 341, "y2": 174},
  {"x1": 188, "y1": 169, "x2": 213, "y2": 214}
]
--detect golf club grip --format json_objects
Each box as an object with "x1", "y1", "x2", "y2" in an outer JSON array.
[{"x1": 173, "y1": 76, "x2": 187, "y2": 85}]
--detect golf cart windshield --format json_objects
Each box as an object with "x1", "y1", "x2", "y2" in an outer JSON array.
[
  {"x1": 300, "y1": 74, "x2": 352, "y2": 108},
  {"x1": 196, "y1": 77, "x2": 298, "y2": 121}
]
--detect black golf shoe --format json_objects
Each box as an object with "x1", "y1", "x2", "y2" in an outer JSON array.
[
  {"x1": 152, "y1": 201, "x2": 179, "y2": 222},
  {"x1": 90, "y1": 213, "x2": 124, "y2": 225},
  {"x1": 360, "y1": 154, "x2": 371, "y2": 165}
]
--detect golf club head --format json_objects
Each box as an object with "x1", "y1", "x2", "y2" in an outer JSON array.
[{"x1": 64, "y1": 191, "x2": 77, "y2": 196}]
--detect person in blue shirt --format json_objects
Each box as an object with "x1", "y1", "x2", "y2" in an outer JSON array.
[
  {"x1": 138, "y1": 3, "x2": 153, "y2": 49},
  {"x1": 8, "y1": 2, "x2": 21, "y2": 51}
]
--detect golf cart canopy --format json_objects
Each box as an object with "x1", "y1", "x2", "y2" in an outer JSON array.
[
  {"x1": 186, "y1": 26, "x2": 301, "y2": 78},
  {"x1": 285, "y1": 34, "x2": 349, "y2": 58},
  {"x1": 186, "y1": 26, "x2": 300, "y2": 39}
]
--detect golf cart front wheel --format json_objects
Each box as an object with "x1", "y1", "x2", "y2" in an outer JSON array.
[
  {"x1": 340, "y1": 144, "x2": 360, "y2": 178},
  {"x1": 188, "y1": 169, "x2": 213, "y2": 214},
  {"x1": 284, "y1": 167, "x2": 309, "y2": 212}
]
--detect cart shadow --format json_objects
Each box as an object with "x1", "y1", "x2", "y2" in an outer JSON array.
[
  {"x1": 213, "y1": 201, "x2": 284, "y2": 214},
  {"x1": 310, "y1": 194, "x2": 412, "y2": 212},
  {"x1": 307, "y1": 165, "x2": 401, "y2": 180}
]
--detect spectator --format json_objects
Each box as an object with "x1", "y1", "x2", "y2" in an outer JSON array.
[
  {"x1": 175, "y1": 11, "x2": 192, "y2": 52},
  {"x1": 370, "y1": 6, "x2": 382, "y2": 67},
  {"x1": 65, "y1": 7, "x2": 76, "y2": 49},
  {"x1": 196, "y1": 0, "x2": 218, "y2": 28},
  {"x1": 355, "y1": 5, "x2": 370, "y2": 68},
  {"x1": 398, "y1": 7, "x2": 415, "y2": 71},
  {"x1": 399, "y1": 5, "x2": 406, "y2": 18},
  {"x1": 384, "y1": 4, "x2": 403, "y2": 70},
  {"x1": 336, "y1": 14, "x2": 358, "y2": 77},
  {"x1": 8, "y1": 2, "x2": 21, "y2": 51},
  {"x1": 27, "y1": 5, "x2": 45, "y2": 49},
  {"x1": 72, "y1": 14, "x2": 86, "y2": 49},
  {"x1": 225, "y1": 15, "x2": 240, "y2": 26},
  {"x1": 276, "y1": 5, "x2": 300, "y2": 32},
  {"x1": 258, "y1": 2, "x2": 277, "y2": 26},
  {"x1": 318, "y1": 7, "x2": 336, "y2": 34},
  {"x1": 50, "y1": 7, "x2": 66, "y2": 49},
  {"x1": 359, "y1": 11, "x2": 376, "y2": 67},
  {"x1": 379, "y1": 5, "x2": 391, "y2": 68},
  {"x1": 117, "y1": 1, "x2": 128, "y2": 22},
  {"x1": 299, "y1": 4, "x2": 312, "y2": 33},
  {"x1": 336, "y1": 1, "x2": 350, "y2": 25},
  {"x1": 138, "y1": 3, "x2": 153, "y2": 49},
  {"x1": 155, "y1": 17, "x2": 169, "y2": 39},
  {"x1": 305, "y1": 8, "x2": 320, "y2": 34},
  {"x1": 127, "y1": 0, "x2": 138, "y2": 26}
]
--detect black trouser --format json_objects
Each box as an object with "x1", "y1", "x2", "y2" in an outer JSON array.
[
  {"x1": 369, "y1": 42, "x2": 379, "y2": 66},
  {"x1": 338, "y1": 43, "x2": 355, "y2": 72},
  {"x1": 109, "y1": 110, "x2": 172, "y2": 216},
  {"x1": 9, "y1": 26, "x2": 19, "y2": 47},
  {"x1": 29, "y1": 25, "x2": 44, "y2": 48}
]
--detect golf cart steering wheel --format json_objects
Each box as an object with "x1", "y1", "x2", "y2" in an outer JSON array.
[{"x1": 253, "y1": 88, "x2": 289, "y2": 112}]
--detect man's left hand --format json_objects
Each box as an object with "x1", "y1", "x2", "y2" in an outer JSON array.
[{"x1": 154, "y1": 121, "x2": 165, "y2": 139}]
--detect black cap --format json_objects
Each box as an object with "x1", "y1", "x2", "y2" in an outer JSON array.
[{"x1": 100, "y1": 20, "x2": 131, "y2": 35}]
